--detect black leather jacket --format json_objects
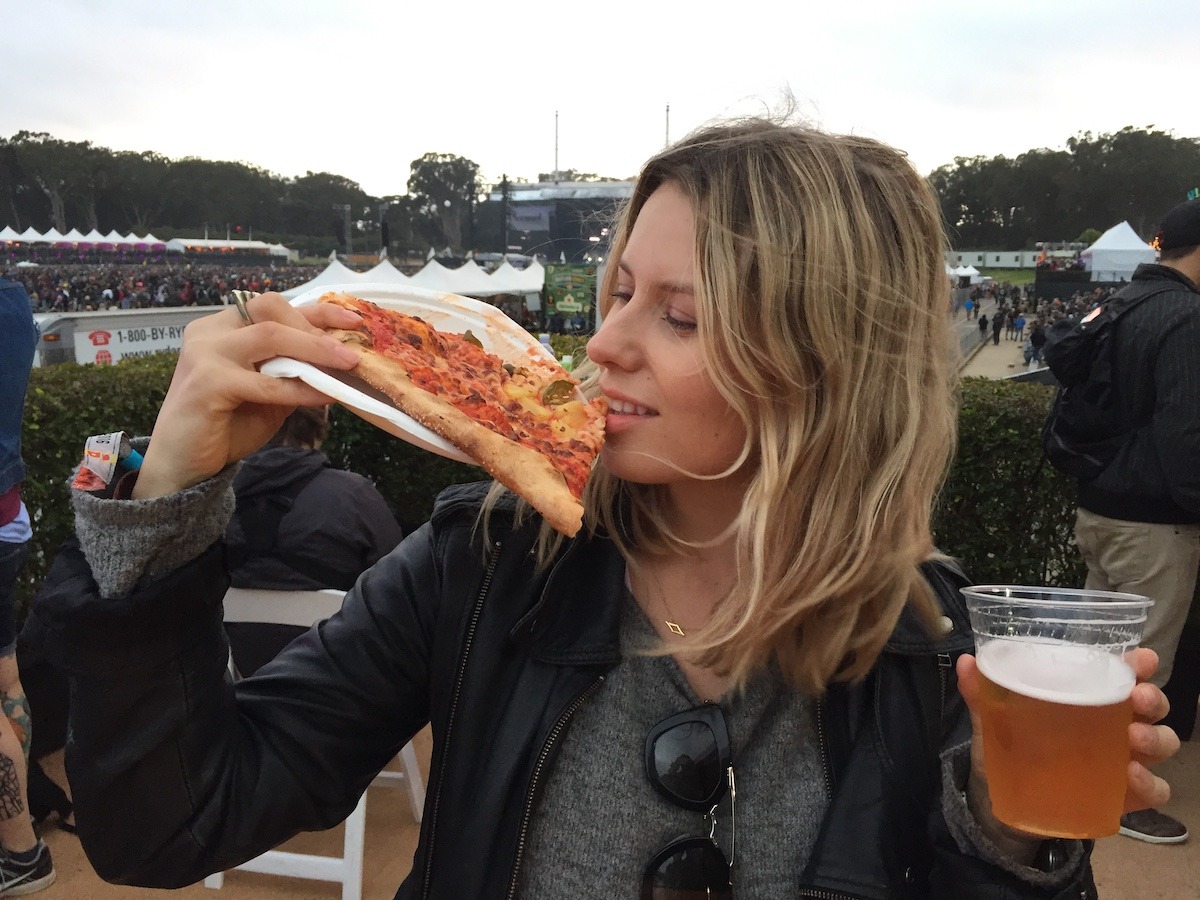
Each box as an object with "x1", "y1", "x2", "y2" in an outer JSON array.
[{"x1": 30, "y1": 482, "x2": 1095, "y2": 899}]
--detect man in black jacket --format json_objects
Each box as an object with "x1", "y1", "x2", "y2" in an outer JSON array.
[
  {"x1": 1069, "y1": 199, "x2": 1200, "y2": 844},
  {"x1": 224, "y1": 406, "x2": 403, "y2": 675}
]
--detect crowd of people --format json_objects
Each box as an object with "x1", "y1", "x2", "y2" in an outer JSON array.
[
  {"x1": 971, "y1": 283, "x2": 1120, "y2": 368},
  {"x1": 2, "y1": 264, "x2": 319, "y2": 314}
]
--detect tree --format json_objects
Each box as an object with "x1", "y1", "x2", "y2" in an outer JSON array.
[
  {"x1": 6, "y1": 131, "x2": 98, "y2": 232},
  {"x1": 281, "y1": 171, "x2": 372, "y2": 239},
  {"x1": 109, "y1": 150, "x2": 171, "y2": 233},
  {"x1": 929, "y1": 126, "x2": 1200, "y2": 248},
  {"x1": 1076, "y1": 227, "x2": 1102, "y2": 246},
  {"x1": 535, "y1": 169, "x2": 621, "y2": 183},
  {"x1": 407, "y1": 153, "x2": 482, "y2": 251}
]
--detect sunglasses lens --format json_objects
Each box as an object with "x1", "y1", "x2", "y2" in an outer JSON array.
[
  {"x1": 641, "y1": 839, "x2": 731, "y2": 900},
  {"x1": 653, "y1": 720, "x2": 722, "y2": 806}
]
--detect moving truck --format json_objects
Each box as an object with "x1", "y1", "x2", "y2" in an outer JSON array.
[{"x1": 32, "y1": 306, "x2": 223, "y2": 366}]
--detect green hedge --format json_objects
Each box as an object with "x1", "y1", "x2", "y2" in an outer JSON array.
[
  {"x1": 14, "y1": 359, "x2": 1085, "y2": 610},
  {"x1": 935, "y1": 378, "x2": 1085, "y2": 587}
]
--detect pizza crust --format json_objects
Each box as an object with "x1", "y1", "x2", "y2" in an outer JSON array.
[{"x1": 329, "y1": 328, "x2": 585, "y2": 537}]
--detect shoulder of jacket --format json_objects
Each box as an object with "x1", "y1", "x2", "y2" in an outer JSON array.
[
  {"x1": 884, "y1": 557, "x2": 974, "y2": 655},
  {"x1": 430, "y1": 481, "x2": 505, "y2": 524}
]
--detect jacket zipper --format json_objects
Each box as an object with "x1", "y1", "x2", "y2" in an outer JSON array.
[
  {"x1": 800, "y1": 703, "x2": 863, "y2": 900},
  {"x1": 814, "y1": 698, "x2": 834, "y2": 799},
  {"x1": 505, "y1": 674, "x2": 606, "y2": 900},
  {"x1": 937, "y1": 652, "x2": 952, "y2": 732},
  {"x1": 421, "y1": 540, "x2": 503, "y2": 900}
]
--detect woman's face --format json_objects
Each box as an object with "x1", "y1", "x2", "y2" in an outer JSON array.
[{"x1": 587, "y1": 181, "x2": 747, "y2": 486}]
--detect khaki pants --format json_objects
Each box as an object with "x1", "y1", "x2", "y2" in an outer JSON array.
[{"x1": 1075, "y1": 508, "x2": 1200, "y2": 686}]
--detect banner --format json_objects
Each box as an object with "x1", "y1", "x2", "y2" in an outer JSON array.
[
  {"x1": 508, "y1": 204, "x2": 553, "y2": 233},
  {"x1": 544, "y1": 264, "x2": 596, "y2": 316}
]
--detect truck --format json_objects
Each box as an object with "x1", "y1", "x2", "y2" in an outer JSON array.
[{"x1": 31, "y1": 305, "x2": 224, "y2": 366}]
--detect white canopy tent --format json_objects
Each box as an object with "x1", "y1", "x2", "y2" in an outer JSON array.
[
  {"x1": 953, "y1": 264, "x2": 983, "y2": 285},
  {"x1": 1080, "y1": 221, "x2": 1156, "y2": 281},
  {"x1": 447, "y1": 260, "x2": 507, "y2": 297},
  {"x1": 362, "y1": 259, "x2": 411, "y2": 284},
  {"x1": 405, "y1": 259, "x2": 461, "y2": 292},
  {"x1": 281, "y1": 260, "x2": 365, "y2": 299},
  {"x1": 280, "y1": 256, "x2": 549, "y2": 303}
]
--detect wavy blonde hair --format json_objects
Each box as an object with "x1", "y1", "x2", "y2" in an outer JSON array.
[{"x1": 490, "y1": 117, "x2": 957, "y2": 695}]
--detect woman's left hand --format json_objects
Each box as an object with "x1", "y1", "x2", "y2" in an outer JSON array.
[{"x1": 956, "y1": 648, "x2": 1180, "y2": 858}]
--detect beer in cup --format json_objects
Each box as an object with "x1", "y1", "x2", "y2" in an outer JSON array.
[{"x1": 961, "y1": 586, "x2": 1152, "y2": 839}]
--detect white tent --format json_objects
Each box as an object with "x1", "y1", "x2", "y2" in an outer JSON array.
[
  {"x1": 18, "y1": 226, "x2": 43, "y2": 242},
  {"x1": 488, "y1": 260, "x2": 529, "y2": 294},
  {"x1": 448, "y1": 260, "x2": 505, "y2": 296},
  {"x1": 361, "y1": 259, "x2": 411, "y2": 284},
  {"x1": 83, "y1": 228, "x2": 107, "y2": 243},
  {"x1": 280, "y1": 260, "x2": 365, "y2": 299},
  {"x1": 0, "y1": 226, "x2": 21, "y2": 242},
  {"x1": 518, "y1": 259, "x2": 546, "y2": 293},
  {"x1": 104, "y1": 229, "x2": 129, "y2": 244},
  {"x1": 406, "y1": 259, "x2": 461, "y2": 292},
  {"x1": 42, "y1": 227, "x2": 64, "y2": 242},
  {"x1": 1080, "y1": 221, "x2": 1156, "y2": 281},
  {"x1": 61, "y1": 228, "x2": 87, "y2": 243},
  {"x1": 953, "y1": 264, "x2": 983, "y2": 285}
]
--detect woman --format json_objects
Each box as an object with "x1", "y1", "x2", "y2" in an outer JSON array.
[{"x1": 31, "y1": 120, "x2": 1175, "y2": 898}]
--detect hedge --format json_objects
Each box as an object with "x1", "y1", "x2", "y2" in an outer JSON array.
[{"x1": 14, "y1": 356, "x2": 1086, "y2": 610}]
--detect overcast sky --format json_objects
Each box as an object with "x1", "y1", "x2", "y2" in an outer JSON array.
[{"x1": 7, "y1": 0, "x2": 1198, "y2": 197}]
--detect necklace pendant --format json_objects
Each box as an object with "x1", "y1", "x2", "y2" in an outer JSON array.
[{"x1": 666, "y1": 620, "x2": 686, "y2": 637}]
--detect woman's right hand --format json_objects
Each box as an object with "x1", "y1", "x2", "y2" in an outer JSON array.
[{"x1": 132, "y1": 293, "x2": 363, "y2": 499}]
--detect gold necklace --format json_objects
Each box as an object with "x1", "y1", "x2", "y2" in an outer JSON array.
[{"x1": 632, "y1": 565, "x2": 688, "y2": 637}]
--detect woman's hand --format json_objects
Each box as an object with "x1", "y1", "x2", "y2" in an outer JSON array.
[
  {"x1": 132, "y1": 293, "x2": 362, "y2": 499},
  {"x1": 956, "y1": 648, "x2": 1179, "y2": 861}
]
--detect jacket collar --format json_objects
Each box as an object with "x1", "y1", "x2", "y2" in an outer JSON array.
[
  {"x1": 509, "y1": 528, "x2": 626, "y2": 666},
  {"x1": 1132, "y1": 262, "x2": 1200, "y2": 294},
  {"x1": 509, "y1": 539, "x2": 974, "y2": 665}
]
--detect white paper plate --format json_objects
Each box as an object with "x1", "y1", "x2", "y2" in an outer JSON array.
[{"x1": 261, "y1": 283, "x2": 557, "y2": 465}]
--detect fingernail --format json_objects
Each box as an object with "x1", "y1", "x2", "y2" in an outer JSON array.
[{"x1": 332, "y1": 342, "x2": 360, "y2": 364}]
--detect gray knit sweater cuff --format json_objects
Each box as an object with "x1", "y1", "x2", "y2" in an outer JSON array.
[
  {"x1": 71, "y1": 464, "x2": 239, "y2": 599},
  {"x1": 940, "y1": 741, "x2": 1084, "y2": 888}
]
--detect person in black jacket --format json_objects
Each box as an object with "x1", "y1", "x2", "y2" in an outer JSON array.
[
  {"x1": 28, "y1": 119, "x2": 1179, "y2": 899},
  {"x1": 1064, "y1": 198, "x2": 1200, "y2": 844},
  {"x1": 224, "y1": 405, "x2": 403, "y2": 676}
]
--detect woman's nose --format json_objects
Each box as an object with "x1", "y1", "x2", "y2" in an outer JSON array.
[{"x1": 586, "y1": 302, "x2": 635, "y2": 370}]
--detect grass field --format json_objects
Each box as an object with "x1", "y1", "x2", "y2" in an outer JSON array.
[{"x1": 977, "y1": 267, "x2": 1036, "y2": 286}]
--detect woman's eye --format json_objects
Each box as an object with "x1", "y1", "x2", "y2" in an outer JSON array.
[
  {"x1": 662, "y1": 311, "x2": 697, "y2": 333},
  {"x1": 609, "y1": 289, "x2": 633, "y2": 305}
]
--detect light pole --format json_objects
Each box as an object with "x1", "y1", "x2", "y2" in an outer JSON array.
[
  {"x1": 377, "y1": 202, "x2": 392, "y2": 258},
  {"x1": 332, "y1": 204, "x2": 352, "y2": 258}
]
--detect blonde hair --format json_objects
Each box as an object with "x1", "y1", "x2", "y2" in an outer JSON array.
[{"x1": 493, "y1": 117, "x2": 957, "y2": 695}]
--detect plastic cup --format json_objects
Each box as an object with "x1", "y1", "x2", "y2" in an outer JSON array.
[{"x1": 961, "y1": 585, "x2": 1153, "y2": 838}]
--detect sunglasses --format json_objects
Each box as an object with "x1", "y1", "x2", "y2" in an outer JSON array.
[{"x1": 642, "y1": 703, "x2": 735, "y2": 900}]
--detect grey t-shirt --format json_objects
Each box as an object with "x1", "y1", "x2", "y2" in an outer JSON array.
[{"x1": 516, "y1": 588, "x2": 828, "y2": 898}]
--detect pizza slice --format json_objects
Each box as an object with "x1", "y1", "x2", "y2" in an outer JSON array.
[{"x1": 317, "y1": 292, "x2": 606, "y2": 537}]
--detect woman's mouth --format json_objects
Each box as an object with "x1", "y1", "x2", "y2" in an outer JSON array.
[{"x1": 607, "y1": 399, "x2": 657, "y2": 416}]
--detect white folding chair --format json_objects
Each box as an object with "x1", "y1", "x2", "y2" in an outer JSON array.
[{"x1": 204, "y1": 587, "x2": 425, "y2": 900}]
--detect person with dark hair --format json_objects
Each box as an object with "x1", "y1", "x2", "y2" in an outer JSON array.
[
  {"x1": 224, "y1": 405, "x2": 404, "y2": 676},
  {"x1": 0, "y1": 278, "x2": 54, "y2": 895},
  {"x1": 28, "y1": 119, "x2": 1179, "y2": 898},
  {"x1": 1060, "y1": 197, "x2": 1200, "y2": 844}
]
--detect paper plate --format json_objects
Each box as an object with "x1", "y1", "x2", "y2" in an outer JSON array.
[{"x1": 261, "y1": 283, "x2": 556, "y2": 465}]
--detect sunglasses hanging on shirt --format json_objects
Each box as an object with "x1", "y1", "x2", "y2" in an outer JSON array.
[{"x1": 642, "y1": 703, "x2": 735, "y2": 900}]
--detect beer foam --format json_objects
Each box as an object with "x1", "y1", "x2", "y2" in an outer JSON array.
[{"x1": 976, "y1": 640, "x2": 1135, "y2": 706}]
